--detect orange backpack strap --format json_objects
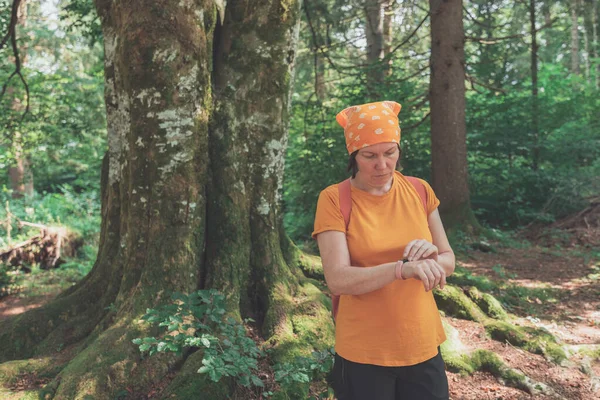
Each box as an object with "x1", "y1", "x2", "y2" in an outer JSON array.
[
  {"x1": 405, "y1": 176, "x2": 428, "y2": 214},
  {"x1": 338, "y1": 178, "x2": 352, "y2": 229}
]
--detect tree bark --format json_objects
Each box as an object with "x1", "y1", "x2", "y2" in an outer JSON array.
[
  {"x1": 581, "y1": 0, "x2": 591, "y2": 81},
  {"x1": 383, "y1": 0, "x2": 394, "y2": 76},
  {"x1": 594, "y1": 0, "x2": 600, "y2": 88},
  {"x1": 429, "y1": 0, "x2": 478, "y2": 232},
  {"x1": 364, "y1": 0, "x2": 385, "y2": 98},
  {"x1": 530, "y1": 0, "x2": 540, "y2": 171},
  {"x1": 8, "y1": 0, "x2": 33, "y2": 198},
  {"x1": 571, "y1": 0, "x2": 580, "y2": 75},
  {"x1": 0, "y1": 1, "x2": 334, "y2": 398}
]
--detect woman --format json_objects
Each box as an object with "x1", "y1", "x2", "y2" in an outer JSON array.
[{"x1": 312, "y1": 101, "x2": 455, "y2": 399}]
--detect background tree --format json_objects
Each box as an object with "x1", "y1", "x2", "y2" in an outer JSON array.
[{"x1": 429, "y1": 0, "x2": 478, "y2": 232}]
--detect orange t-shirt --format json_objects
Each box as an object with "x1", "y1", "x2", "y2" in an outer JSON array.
[{"x1": 312, "y1": 171, "x2": 446, "y2": 366}]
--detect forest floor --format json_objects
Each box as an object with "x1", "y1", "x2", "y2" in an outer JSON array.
[
  {"x1": 447, "y1": 242, "x2": 600, "y2": 399},
  {"x1": 1, "y1": 228, "x2": 599, "y2": 399}
]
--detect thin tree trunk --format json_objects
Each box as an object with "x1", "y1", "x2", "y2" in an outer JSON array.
[
  {"x1": 383, "y1": 0, "x2": 394, "y2": 77},
  {"x1": 364, "y1": 0, "x2": 385, "y2": 98},
  {"x1": 429, "y1": 0, "x2": 478, "y2": 232},
  {"x1": 592, "y1": 0, "x2": 599, "y2": 88},
  {"x1": 316, "y1": 52, "x2": 326, "y2": 99},
  {"x1": 531, "y1": 0, "x2": 540, "y2": 171},
  {"x1": 581, "y1": 0, "x2": 591, "y2": 81},
  {"x1": 571, "y1": 0, "x2": 580, "y2": 74},
  {"x1": 8, "y1": 0, "x2": 33, "y2": 198}
]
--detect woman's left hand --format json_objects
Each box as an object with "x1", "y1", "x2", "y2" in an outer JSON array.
[{"x1": 404, "y1": 239, "x2": 438, "y2": 262}]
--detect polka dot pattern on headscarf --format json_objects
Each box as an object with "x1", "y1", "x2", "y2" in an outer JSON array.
[{"x1": 336, "y1": 101, "x2": 402, "y2": 154}]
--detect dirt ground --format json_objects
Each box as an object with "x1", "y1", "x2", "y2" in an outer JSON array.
[
  {"x1": 1, "y1": 234, "x2": 599, "y2": 399},
  {"x1": 448, "y1": 242, "x2": 600, "y2": 400}
]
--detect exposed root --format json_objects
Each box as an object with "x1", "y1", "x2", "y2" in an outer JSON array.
[
  {"x1": 441, "y1": 320, "x2": 555, "y2": 396},
  {"x1": 435, "y1": 285, "x2": 568, "y2": 364},
  {"x1": 280, "y1": 234, "x2": 324, "y2": 280},
  {"x1": 466, "y1": 286, "x2": 508, "y2": 320},
  {"x1": 39, "y1": 317, "x2": 180, "y2": 400}
]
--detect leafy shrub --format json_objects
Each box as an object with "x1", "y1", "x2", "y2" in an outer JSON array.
[{"x1": 133, "y1": 289, "x2": 336, "y2": 397}]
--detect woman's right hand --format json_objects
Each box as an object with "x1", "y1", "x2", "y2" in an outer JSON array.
[{"x1": 401, "y1": 259, "x2": 446, "y2": 292}]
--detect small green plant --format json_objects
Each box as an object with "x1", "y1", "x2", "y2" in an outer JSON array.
[
  {"x1": 133, "y1": 289, "x2": 336, "y2": 397},
  {"x1": 274, "y1": 348, "x2": 335, "y2": 399},
  {"x1": 491, "y1": 264, "x2": 517, "y2": 280},
  {"x1": 133, "y1": 290, "x2": 265, "y2": 388}
]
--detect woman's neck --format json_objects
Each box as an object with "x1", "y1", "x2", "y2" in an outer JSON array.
[{"x1": 350, "y1": 174, "x2": 394, "y2": 195}]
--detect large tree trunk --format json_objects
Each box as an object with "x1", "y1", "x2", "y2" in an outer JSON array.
[
  {"x1": 0, "y1": 1, "x2": 333, "y2": 398},
  {"x1": 429, "y1": 0, "x2": 478, "y2": 232}
]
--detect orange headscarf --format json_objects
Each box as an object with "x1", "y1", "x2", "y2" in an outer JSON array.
[{"x1": 336, "y1": 101, "x2": 402, "y2": 154}]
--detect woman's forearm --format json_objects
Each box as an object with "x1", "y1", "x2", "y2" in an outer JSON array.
[
  {"x1": 327, "y1": 262, "x2": 397, "y2": 296},
  {"x1": 437, "y1": 251, "x2": 455, "y2": 277}
]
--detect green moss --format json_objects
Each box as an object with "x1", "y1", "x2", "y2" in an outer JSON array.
[
  {"x1": 280, "y1": 234, "x2": 324, "y2": 280},
  {"x1": 0, "y1": 388, "x2": 39, "y2": 400},
  {"x1": 0, "y1": 358, "x2": 62, "y2": 386},
  {"x1": 440, "y1": 319, "x2": 474, "y2": 374},
  {"x1": 485, "y1": 320, "x2": 528, "y2": 346},
  {"x1": 263, "y1": 280, "x2": 334, "y2": 400},
  {"x1": 467, "y1": 287, "x2": 508, "y2": 320},
  {"x1": 447, "y1": 265, "x2": 497, "y2": 292},
  {"x1": 521, "y1": 326, "x2": 568, "y2": 364},
  {"x1": 159, "y1": 351, "x2": 232, "y2": 399},
  {"x1": 433, "y1": 285, "x2": 487, "y2": 322}
]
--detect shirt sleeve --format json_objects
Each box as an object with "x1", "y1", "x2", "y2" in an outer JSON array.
[
  {"x1": 312, "y1": 186, "x2": 346, "y2": 239},
  {"x1": 418, "y1": 178, "x2": 441, "y2": 215}
]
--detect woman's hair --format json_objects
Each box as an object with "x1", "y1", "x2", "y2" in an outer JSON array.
[{"x1": 347, "y1": 144, "x2": 402, "y2": 179}]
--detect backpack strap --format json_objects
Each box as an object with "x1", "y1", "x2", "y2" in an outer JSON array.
[
  {"x1": 405, "y1": 176, "x2": 428, "y2": 215},
  {"x1": 338, "y1": 178, "x2": 352, "y2": 230}
]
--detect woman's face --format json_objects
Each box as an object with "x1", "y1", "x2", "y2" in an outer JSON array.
[{"x1": 354, "y1": 142, "x2": 399, "y2": 188}]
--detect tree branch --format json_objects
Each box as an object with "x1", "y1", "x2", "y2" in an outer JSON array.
[
  {"x1": 465, "y1": 74, "x2": 507, "y2": 94},
  {"x1": 384, "y1": 12, "x2": 429, "y2": 60},
  {"x1": 0, "y1": 0, "x2": 29, "y2": 122},
  {"x1": 466, "y1": 17, "x2": 559, "y2": 44},
  {"x1": 402, "y1": 112, "x2": 430, "y2": 131}
]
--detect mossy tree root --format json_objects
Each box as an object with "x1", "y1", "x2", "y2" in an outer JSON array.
[
  {"x1": 38, "y1": 316, "x2": 182, "y2": 400},
  {"x1": 281, "y1": 233, "x2": 324, "y2": 281},
  {"x1": 441, "y1": 321, "x2": 555, "y2": 396},
  {"x1": 435, "y1": 285, "x2": 567, "y2": 364},
  {"x1": 465, "y1": 286, "x2": 508, "y2": 320}
]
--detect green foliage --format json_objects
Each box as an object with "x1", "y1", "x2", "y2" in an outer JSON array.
[
  {"x1": 133, "y1": 290, "x2": 264, "y2": 388},
  {"x1": 284, "y1": 1, "x2": 600, "y2": 240},
  {"x1": 134, "y1": 289, "x2": 336, "y2": 397},
  {"x1": 0, "y1": 186, "x2": 101, "y2": 245},
  {"x1": 0, "y1": 1, "x2": 106, "y2": 195},
  {"x1": 60, "y1": 0, "x2": 103, "y2": 45},
  {"x1": 0, "y1": 263, "x2": 19, "y2": 298},
  {"x1": 0, "y1": 188, "x2": 100, "y2": 296},
  {"x1": 467, "y1": 64, "x2": 600, "y2": 228},
  {"x1": 273, "y1": 348, "x2": 334, "y2": 388}
]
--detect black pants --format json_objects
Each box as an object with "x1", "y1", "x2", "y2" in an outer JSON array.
[{"x1": 331, "y1": 348, "x2": 449, "y2": 400}]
